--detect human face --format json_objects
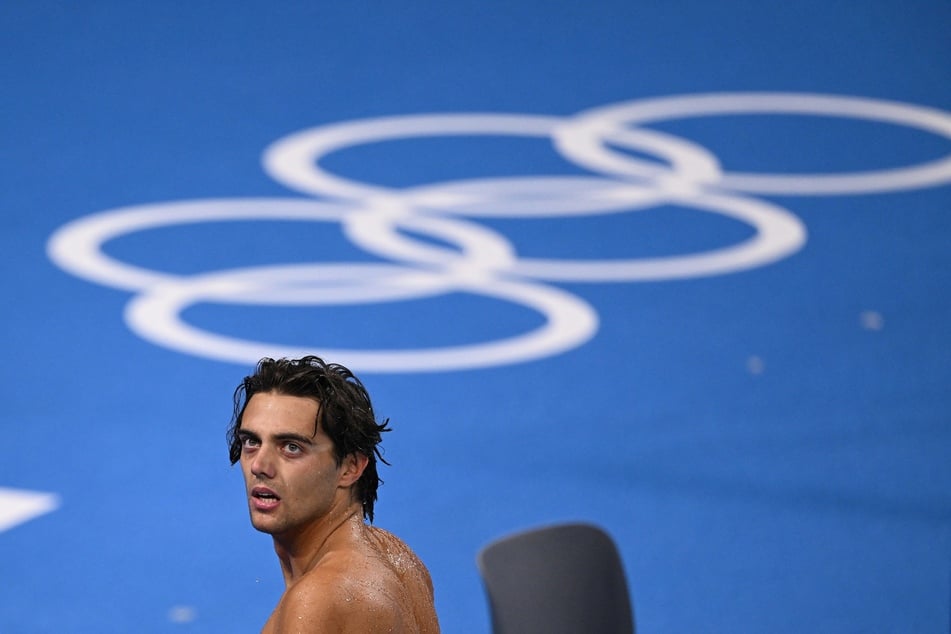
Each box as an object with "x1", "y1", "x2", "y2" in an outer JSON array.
[{"x1": 237, "y1": 392, "x2": 347, "y2": 538}]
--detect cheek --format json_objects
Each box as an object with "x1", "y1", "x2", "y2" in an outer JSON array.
[{"x1": 293, "y1": 464, "x2": 340, "y2": 496}]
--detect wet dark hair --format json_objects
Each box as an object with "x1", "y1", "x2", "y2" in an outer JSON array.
[{"x1": 227, "y1": 355, "x2": 391, "y2": 522}]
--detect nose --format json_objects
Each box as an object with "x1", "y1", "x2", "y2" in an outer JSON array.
[{"x1": 248, "y1": 445, "x2": 276, "y2": 480}]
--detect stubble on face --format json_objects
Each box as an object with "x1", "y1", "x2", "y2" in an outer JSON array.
[{"x1": 238, "y1": 393, "x2": 344, "y2": 538}]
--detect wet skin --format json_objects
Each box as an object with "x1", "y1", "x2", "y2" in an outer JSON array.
[{"x1": 239, "y1": 392, "x2": 439, "y2": 633}]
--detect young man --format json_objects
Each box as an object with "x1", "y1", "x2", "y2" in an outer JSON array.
[{"x1": 228, "y1": 356, "x2": 440, "y2": 633}]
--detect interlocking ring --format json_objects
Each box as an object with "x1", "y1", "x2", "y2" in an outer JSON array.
[{"x1": 47, "y1": 92, "x2": 951, "y2": 371}]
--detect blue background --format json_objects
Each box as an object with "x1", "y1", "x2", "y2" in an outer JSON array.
[{"x1": 2, "y1": 1, "x2": 950, "y2": 632}]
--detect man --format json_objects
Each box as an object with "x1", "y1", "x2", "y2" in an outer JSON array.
[{"x1": 228, "y1": 355, "x2": 440, "y2": 633}]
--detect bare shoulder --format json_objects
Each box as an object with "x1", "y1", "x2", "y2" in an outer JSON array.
[
  {"x1": 263, "y1": 558, "x2": 400, "y2": 633},
  {"x1": 365, "y1": 527, "x2": 435, "y2": 591},
  {"x1": 365, "y1": 526, "x2": 440, "y2": 633},
  {"x1": 263, "y1": 533, "x2": 440, "y2": 633}
]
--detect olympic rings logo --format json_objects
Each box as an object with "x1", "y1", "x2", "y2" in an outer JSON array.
[{"x1": 47, "y1": 93, "x2": 951, "y2": 372}]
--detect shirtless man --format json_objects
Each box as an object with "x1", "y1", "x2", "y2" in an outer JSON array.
[{"x1": 228, "y1": 356, "x2": 440, "y2": 633}]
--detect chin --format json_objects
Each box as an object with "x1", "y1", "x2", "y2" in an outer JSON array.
[{"x1": 248, "y1": 512, "x2": 280, "y2": 534}]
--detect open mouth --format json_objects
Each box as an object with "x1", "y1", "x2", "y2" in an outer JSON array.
[{"x1": 251, "y1": 487, "x2": 281, "y2": 509}]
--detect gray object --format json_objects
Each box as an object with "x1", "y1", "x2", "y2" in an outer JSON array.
[{"x1": 477, "y1": 522, "x2": 635, "y2": 634}]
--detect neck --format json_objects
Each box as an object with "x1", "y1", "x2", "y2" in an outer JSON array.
[{"x1": 271, "y1": 504, "x2": 364, "y2": 587}]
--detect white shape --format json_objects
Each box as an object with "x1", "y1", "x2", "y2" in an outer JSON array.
[
  {"x1": 347, "y1": 177, "x2": 807, "y2": 282},
  {"x1": 263, "y1": 113, "x2": 565, "y2": 200},
  {"x1": 46, "y1": 197, "x2": 599, "y2": 372},
  {"x1": 553, "y1": 118, "x2": 723, "y2": 185},
  {"x1": 167, "y1": 605, "x2": 198, "y2": 624},
  {"x1": 860, "y1": 310, "x2": 885, "y2": 331},
  {"x1": 342, "y1": 202, "x2": 519, "y2": 270},
  {"x1": 403, "y1": 175, "x2": 666, "y2": 218},
  {"x1": 261, "y1": 112, "x2": 722, "y2": 201},
  {"x1": 46, "y1": 198, "x2": 359, "y2": 292},
  {"x1": 124, "y1": 262, "x2": 600, "y2": 372},
  {"x1": 561, "y1": 93, "x2": 951, "y2": 195},
  {"x1": 0, "y1": 487, "x2": 60, "y2": 533},
  {"x1": 508, "y1": 187, "x2": 807, "y2": 282},
  {"x1": 47, "y1": 93, "x2": 947, "y2": 371}
]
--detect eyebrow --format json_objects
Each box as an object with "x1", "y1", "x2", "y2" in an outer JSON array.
[
  {"x1": 238, "y1": 429, "x2": 316, "y2": 446},
  {"x1": 274, "y1": 433, "x2": 316, "y2": 446}
]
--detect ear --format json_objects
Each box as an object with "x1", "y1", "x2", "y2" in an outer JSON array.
[{"x1": 337, "y1": 452, "x2": 369, "y2": 488}]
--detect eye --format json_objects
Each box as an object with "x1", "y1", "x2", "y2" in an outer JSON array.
[
  {"x1": 241, "y1": 436, "x2": 260, "y2": 450},
  {"x1": 283, "y1": 442, "x2": 302, "y2": 455}
]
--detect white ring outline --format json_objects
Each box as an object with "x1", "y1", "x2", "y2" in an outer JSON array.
[
  {"x1": 509, "y1": 188, "x2": 807, "y2": 282},
  {"x1": 45, "y1": 197, "x2": 519, "y2": 292},
  {"x1": 124, "y1": 263, "x2": 600, "y2": 372},
  {"x1": 368, "y1": 175, "x2": 670, "y2": 218},
  {"x1": 47, "y1": 92, "x2": 950, "y2": 371},
  {"x1": 341, "y1": 201, "x2": 520, "y2": 271},
  {"x1": 260, "y1": 113, "x2": 805, "y2": 280},
  {"x1": 46, "y1": 197, "x2": 600, "y2": 371},
  {"x1": 261, "y1": 112, "x2": 723, "y2": 201},
  {"x1": 346, "y1": 177, "x2": 807, "y2": 281},
  {"x1": 557, "y1": 92, "x2": 951, "y2": 195}
]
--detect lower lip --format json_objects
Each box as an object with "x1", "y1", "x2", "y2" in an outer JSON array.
[{"x1": 251, "y1": 496, "x2": 281, "y2": 511}]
